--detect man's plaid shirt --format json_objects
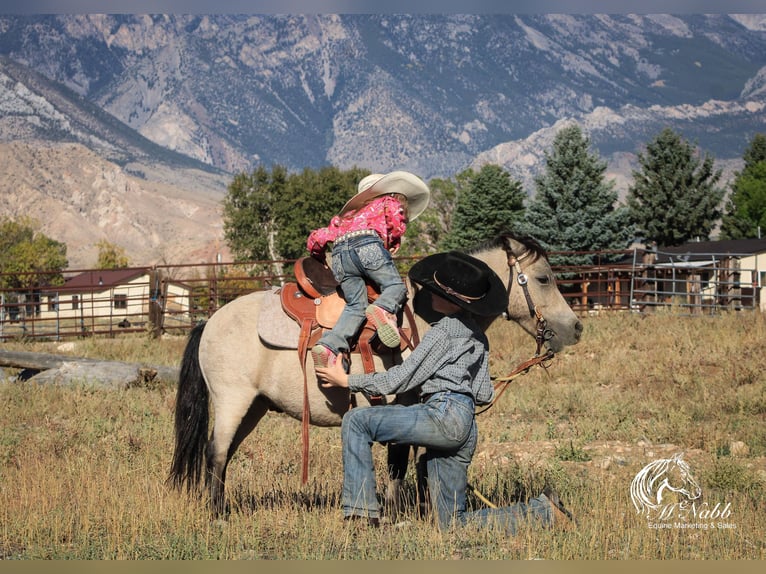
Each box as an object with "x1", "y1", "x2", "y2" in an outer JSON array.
[{"x1": 348, "y1": 313, "x2": 494, "y2": 406}]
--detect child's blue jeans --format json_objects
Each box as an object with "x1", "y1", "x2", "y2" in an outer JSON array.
[{"x1": 319, "y1": 232, "x2": 407, "y2": 355}]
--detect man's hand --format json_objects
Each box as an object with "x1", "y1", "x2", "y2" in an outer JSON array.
[{"x1": 316, "y1": 357, "x2": 349, "y2": 388}]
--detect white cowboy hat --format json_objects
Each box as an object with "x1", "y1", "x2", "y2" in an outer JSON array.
[{"x1": 339, "y1": 170, "x2": 431, "y2": 221}]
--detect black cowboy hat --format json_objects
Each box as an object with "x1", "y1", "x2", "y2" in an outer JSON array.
[{"x1": 408, "y1": 251, "x2": 507, "y2": 317}]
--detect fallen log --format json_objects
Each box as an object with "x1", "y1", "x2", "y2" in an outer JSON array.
[{"x1": 0, "y1": 349, "x2": 179, "y2": 389}]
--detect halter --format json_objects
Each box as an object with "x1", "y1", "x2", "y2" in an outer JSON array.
[
  {"x1": 503, "y1": 245, "x2": 554, "y2": 358},
  {"x1": 478, "y1": 242, "x2": 555, "y2": 414}
]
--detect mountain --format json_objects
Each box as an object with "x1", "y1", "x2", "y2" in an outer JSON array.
[
  {"x1": 0, "y1": 54, "x2": 230, "y2": 268},
  {"x1": 0, "y1": 139, "x2": 229, "y2": 269},
  {"x1": 1, "y1": 14, "x2": 766, "y2": 267}
]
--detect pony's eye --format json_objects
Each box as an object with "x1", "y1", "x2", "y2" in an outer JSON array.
[{"x1": 537, "y1": 276, "x2": 551, "y2": 286}]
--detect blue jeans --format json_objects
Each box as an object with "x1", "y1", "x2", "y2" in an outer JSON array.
[
  {"x1": 318, "y1": 233, "x2": 407, "y2": 355},
  {"x1": 340, "y1": 391, "x2": 554, "y2": 533}
]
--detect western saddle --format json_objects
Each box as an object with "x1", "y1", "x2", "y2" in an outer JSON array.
[{"x1": 280, "y1": 256, "x2": 421, "y2": 483}]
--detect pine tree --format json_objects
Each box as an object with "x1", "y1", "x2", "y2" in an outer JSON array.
[
  {"x1": 442, "y1": 164, "x2": 526, "y2": 251},
  {"x1": 720, "y1": 133, "x2": 766, "y2": 239},
  {"x1": 626, "y1": 127, "x2": 724, "y2": 247},
  {"x1": 743, "y1": 132, "x2": 766, "y2": 167},
  {"x1": 522, "y1": 123, "x2": 633, "y2": 266}
]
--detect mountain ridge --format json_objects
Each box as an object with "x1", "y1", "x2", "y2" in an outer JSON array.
[{"x1": 1, "y1": 14, "x2": 765, "y2": 268}]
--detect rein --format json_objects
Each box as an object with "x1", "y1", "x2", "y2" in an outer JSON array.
[{"x1": 477, "y1": 243, "x2": 555, "y2": 415}]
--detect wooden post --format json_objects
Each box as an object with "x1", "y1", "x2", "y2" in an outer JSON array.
[
  {"x1": 639, "y1": 249, "x2": 657, "y2": 312},
  {"x1": 208, "y1": 268, "x2": 218, "y2": 317},
  {"x1": 730, "y1": 257, "x2": 742, "y2": 310},
  {"x1": 148, "y1": 267, "x2": 164, "y2": 338},
  {"x1": 687, "y1": 273, "x2": 701, "y2": 313},
  {"x1": 581, "y1": 280, "x2": 590, "y2": 311}
]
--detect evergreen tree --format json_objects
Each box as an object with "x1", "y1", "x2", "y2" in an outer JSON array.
[
  {"x1": 442, "y1": 164, "x2": 525, "y2": 251},
  {"x1": 743, "y1": 132, "x2": 766, "y2": 168},
  {"x1": 522, "y1": 124, "x2": 633, "y2": 266},
  {"x1": 626, "y1": 127, "x2": 724, "y2": 247},
  {"x1": 720, "y1": 133, "x2": 766, "y2": 239}
]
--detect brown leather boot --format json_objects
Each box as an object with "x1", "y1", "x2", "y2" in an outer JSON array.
[
  {"x1": 542, "y1": 485, "x2": 576, "y2": 529},
  {"x1": 344, "y1": 515, "x2": 380, "y2": 528}
]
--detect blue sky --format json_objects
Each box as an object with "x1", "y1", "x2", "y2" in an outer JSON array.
[{"x1": 2, "y1": 1, "x2": 765, "y2": 14}]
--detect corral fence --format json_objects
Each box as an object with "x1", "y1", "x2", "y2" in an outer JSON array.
[
  {"x1": 554, "y1": 246, "x2": 764, "y2": 317},
  {"x1": 1, "y1": 247, "x2": 762, "y2": 342}
]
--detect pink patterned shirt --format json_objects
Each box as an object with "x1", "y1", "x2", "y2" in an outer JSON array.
[{"x1": 307, "y1": 195, "x2": 407, "y2": 258}]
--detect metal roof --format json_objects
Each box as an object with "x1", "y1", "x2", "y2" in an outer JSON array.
[
  {"x1": 654, "y1": 238, "x2": 766, "y2": 262},
  {"x1": 49, "y1": 268, "x2": 151, "y2": 294}
]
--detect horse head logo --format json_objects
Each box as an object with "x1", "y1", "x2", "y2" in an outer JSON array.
[{"x1": 630, "y1": 453, "x2": 702, "y2": 516}]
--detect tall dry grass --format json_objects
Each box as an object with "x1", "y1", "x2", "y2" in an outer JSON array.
[{"x1": 1, "y1": 311, "x2": 765, "y2": 559}]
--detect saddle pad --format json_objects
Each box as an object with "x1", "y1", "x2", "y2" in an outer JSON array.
[{"x1": 257, "y1": 287, "x2": 301, "y2": 349}]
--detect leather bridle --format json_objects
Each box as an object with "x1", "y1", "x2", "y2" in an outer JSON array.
[
  {"x1": 503, "y1": 244, "x2": 555, "y2": 358},
  {"x1": 478, "y1": 242, "x2": 556, "y2": 414}
]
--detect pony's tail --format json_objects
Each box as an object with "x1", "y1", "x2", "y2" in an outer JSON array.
[{"x1": 168, "y1": 321, "x2": 209, "y2": 493}]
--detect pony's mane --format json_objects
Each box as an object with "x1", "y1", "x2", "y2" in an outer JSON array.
[{"x1": 465, "y1": 232, "x2": 548, "y2": 262}]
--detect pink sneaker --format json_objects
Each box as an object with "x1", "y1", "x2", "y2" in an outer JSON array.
[
  {"x1": 365, "y1": 304, "x2": 400, "y2": 348},
  {"x1": 311, "y1": 344, "x2": 336, "y2": 369}
]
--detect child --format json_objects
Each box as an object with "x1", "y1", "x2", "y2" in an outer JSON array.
[
  {"x1": 315, "y1": 251, "x2": 574, "y2": 532},
  {"x1": 307, "y1": 170, "x2": 430, "y2": 369}
]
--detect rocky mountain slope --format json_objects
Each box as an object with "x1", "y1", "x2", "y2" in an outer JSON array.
[
  {"x1": 0, "y1": 140, "x2": 229, "y2": 268},
  {"x1": 0, "y1": 55, "x2": 229, "y2": 268},
  {"x1": 1, "y1": 14, "x2": 766, "y2": 267}
]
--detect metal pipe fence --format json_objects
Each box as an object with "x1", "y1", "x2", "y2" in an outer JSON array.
[
  {"x1": 548, "y1": 247, "x2": 762, "y2": 316},
  {"x1": 1, "y1": 248, "x2": 762, "y2": 341}
]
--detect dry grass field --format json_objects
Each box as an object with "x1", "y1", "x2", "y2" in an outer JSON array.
[{"x1": 1, "y1": 310, "x2": 765, "y2": 559}]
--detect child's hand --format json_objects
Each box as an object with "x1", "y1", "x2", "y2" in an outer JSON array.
[{"x1": 316, "y1": 358, "x2": 349, "y2": 388}]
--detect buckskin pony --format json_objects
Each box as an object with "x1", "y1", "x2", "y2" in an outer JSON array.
[{"x1": 169, "y1": 233, "x2": 583, "y2": 517}]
